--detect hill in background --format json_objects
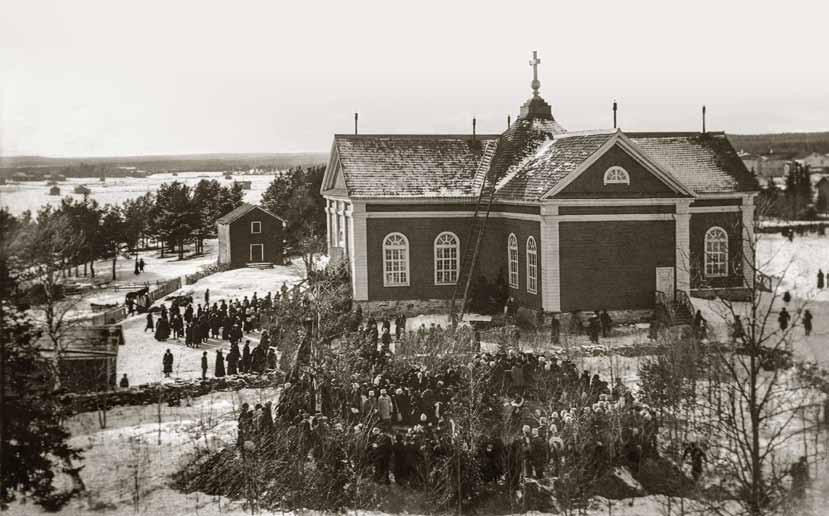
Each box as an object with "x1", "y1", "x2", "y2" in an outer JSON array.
[
  {"x1": 727, "y1": 132, "x2": 829, "y2": 159},
  {"x1": 0, "y1": 152, "x2": 329, "y2": 179}
]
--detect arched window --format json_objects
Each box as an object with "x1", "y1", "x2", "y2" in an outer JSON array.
[
  {"x1": 382, "y1": 232, "x2": 409, "y2": 287},
  {"x1": 526, "y1": 236, "x2": 538, "y2": 294},
  {"x1": 434, "y1": 232, "x2": 460, "y2": 285},
  {"x1": 603, "y1": 166, "x2": 630, "y2": 185},
  {"x1": 704, "y1": 227, "x2": 729, "y2": 278},
  {"x1": 508, "y1": 233, "x2": 519, "y2": 289}
]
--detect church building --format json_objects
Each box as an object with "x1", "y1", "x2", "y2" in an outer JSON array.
[{"x1": 320, "y1": 53, "x2": 760, "y2": 319}]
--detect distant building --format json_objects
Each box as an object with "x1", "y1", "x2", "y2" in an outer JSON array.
[
  {"x1": 798, "y1": 152, "x2": 829, "y2": 173},
  {"x1": 38, "y1": 325, "x2": 123, "y2": 392},
  {"x1": 74, "y1": 184, "x2": 91, "y2": 195},
  {"x1": 817, "y1": 176, "x2": 829, "y2": 212},
  {"x1": 217, "y1": 203, "x2": 287, "y2": 267},
  {"x1": 234, "y1": 180, "x2": 252, "y2": 190},
  {"x1": 48, "y1": 185, "x2": 61, "y2": 196}
]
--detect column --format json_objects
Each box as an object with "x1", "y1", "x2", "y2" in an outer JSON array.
[
  {"x1": 540, "y1": 205, "x2": 561, "y2": 312},
  {"x1": 325, "y1": 199, "x2": 332, "y2": 254},
  {"x1": 741, "y1": 194, "x2": 756, "y2": 289},
  {"x1": 350, "y1": 202, "x2": 368, "y2": 301},
  {"x1": 675, "y1": 200, "x2": 691, "y2": 295}
]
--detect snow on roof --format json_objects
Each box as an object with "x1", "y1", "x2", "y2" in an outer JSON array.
[{"x1": 216, "y1": 203, "x2": 286, "y2": 225}]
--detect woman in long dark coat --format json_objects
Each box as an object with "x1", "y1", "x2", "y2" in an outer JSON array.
[
  {"x1": 215, "y1": 350, "x2": 226, "y2": 377},
  {"x1": 155, "y1": 317, "x2": 170, "y2": 341},
  {"x1": 226, "y1": 343, "x2": 240, "y2": 375},
  {"x1": 145, "y1": 312, "x2": 154, "y2": 332}
]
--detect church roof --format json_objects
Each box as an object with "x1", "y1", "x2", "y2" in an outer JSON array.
[
  {"x1": 331, "y1": 134, "x2": 499, "y2": 198},
  {"x1": 493, "y1": 130, "x2": 759, "y2": 201}
]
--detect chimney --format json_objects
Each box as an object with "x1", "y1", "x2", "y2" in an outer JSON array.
[
  {"x1": 702, "y1": 105, "x2": 706, "y2": 134},
  {"x1": 612, "y1": 100, "x2": 618, "y2": 129},
  {"x1": 354, "y1": 112, "x2": 359, "y2": 135},
  {"x1": 472, "y1": 117, "x2": 477, "y2": 139}
]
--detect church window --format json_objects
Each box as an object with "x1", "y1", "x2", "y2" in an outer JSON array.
[
  {"x1": 434, "y1": 232, "x2": 460, "y2": 285},
  {"x1": 603, "y1": 166, "x2": 630, "y2": 185},
  {"x1": 526, "y1": 236, "x2": 537, "y2": 294},
  {"x1": 383, "y1": 232, "x2": 409, "y2": 287},
  {"x1": 508, "y1": 233, "x2": 519, "y2": 289},
  {"x1": 704, "y1": 226, "x2": 729, "y2": 278}
]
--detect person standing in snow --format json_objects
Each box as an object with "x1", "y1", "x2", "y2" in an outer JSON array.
[
  {"x1": 138, "y1": 257, "x2": 145, "y2": 272},
  {"x1": 778, "y1": 307, "x2": 791, "y2": 331},
  {"x1": 145, "y1": 312, "x2": 154, "y2": 333},
  {"x1": 215, "y1": 350, "x2": 226, "y2": 377},
  {"x1": 204, "y1": 288, "x2": 210, "y2": 307},
  {"x1": 803, "y1": 309, "x2": 813, "y2": 336},
  {"x1": 162, "y1": 349, "x2": 173, "y2": 378},
  {"x1": 818, "y1": 269, "x2": 825, "y2": 290},
  {"x1": 201, "y1": 351, "x2": 208, "y2": 380}
]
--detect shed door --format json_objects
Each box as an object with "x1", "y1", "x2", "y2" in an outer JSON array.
[
  {"x1": 250, "y1": 244, "x2": 264, "y2": 262},
  {"x1": 655, "y1": 267, "x2": 675, "y2": 302}
]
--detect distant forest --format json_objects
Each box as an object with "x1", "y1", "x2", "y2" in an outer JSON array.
[
  {"x1": 727, "y1": 132, "x2": 829, "y2": 159},
  {"x1": 0, "y1": 152, "x2": 329, "y2": 180}
]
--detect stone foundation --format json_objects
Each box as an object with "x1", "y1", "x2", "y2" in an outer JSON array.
[
  {"x1": 691, "y1": 287, "x2": 752, "y2": 302},
  {"x1": 355, "y1": 298, "x2": 451, "y2": 318}
]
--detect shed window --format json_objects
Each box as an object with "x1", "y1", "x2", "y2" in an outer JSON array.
[
  {"x1": 251, "y1": 221, "x2": 262, "y2": 234},
  {"x1": 383, "y1": 232, "x2": 409, "y2": 287}
]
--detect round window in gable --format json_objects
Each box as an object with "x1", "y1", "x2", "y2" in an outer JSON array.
[{"x1": 603, "y1": 166, "x2": 630, "y2": 185}]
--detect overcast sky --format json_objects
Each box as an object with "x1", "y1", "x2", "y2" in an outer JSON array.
[{"x1": 1, "y1": 0, "x2": 827, "y2": 158}]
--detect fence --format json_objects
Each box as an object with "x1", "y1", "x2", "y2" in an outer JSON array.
[
  {"x1": 76, "y1": 277, "x2": 182, "y2": 326},
  {"x1": 184, "y1": 263, "x2": 234, "y2": 285},
  {"x1": 148, "y1": 277, "x2": 182, "y2": 303}
]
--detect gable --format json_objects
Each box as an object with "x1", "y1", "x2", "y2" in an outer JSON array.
[{"x1": 555, "y1": 144, "x2": 678, "y2": 198}]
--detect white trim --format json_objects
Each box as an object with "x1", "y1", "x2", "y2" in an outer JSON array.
[
  {"x1": 355, "y1": 197, "x2": 542, "y2": 206},
  {"x1": 695, "y1": 193, "x2": 747, "y2": 199},
  {"x1": 703, "y1": 226, "x2": 729, "y2": 278},
  {"x1": 433, "y1": 231, "x2": 460, "y2": 285},
  {"x1": 556, "y1": 213, "x2": 675, "y2": 222},
  {"x1": 741, "y1": 195, "x2": 756, "y2": 289},
  {"x1": 364, "y1": 210, "x2": 541, "y2": 221},
  {"x1": 250, "y1": 220, "x2": 262, "y2": 234},
  {"x1": 548, "y1": 198, "x2": 679, "y2": 206},
  {"x1": 382, "y1": 232, "x2": 410, "y2": 287},
  {"x1": 249, "y1": 243, "x2": 264, "y2": 262},
  {"x1": 689, "y1": 206, "x2": 741, "y2": 213},
  {"x1": 507, "y1": 233, "x2": 519, "y2": 289},
  {"x1": 526, "y1": 236, "x2": 538, "y2": 295},
  {"x1": 351, "y1": 202, "x2": 368, "y2": 300},
  {"x1": 675, "y1": 200, "x2": 691, "y2": 295},
  {"x1": 541, "y1": 210, "x2": 560, "y2": 312}
]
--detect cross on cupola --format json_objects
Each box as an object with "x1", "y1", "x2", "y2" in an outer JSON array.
[{"x1": 529, "y1": 50, "x2": 541, "y2": 96}]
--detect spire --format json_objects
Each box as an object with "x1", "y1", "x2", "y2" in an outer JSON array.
[
  {"x1": 519, "y1": 50, "x2": 554, "y2": 121},
  {"x1": 530, "y1": 50, "x2": 541, "y2": 97}
]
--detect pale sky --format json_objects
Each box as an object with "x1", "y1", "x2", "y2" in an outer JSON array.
[{"x1": 2, "y1": 0, "x2": 828, "y2": 158}]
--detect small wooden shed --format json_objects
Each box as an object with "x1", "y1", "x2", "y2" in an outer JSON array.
[{"x1": 217, "y1": 203, "x2": 287, "y2": 267}]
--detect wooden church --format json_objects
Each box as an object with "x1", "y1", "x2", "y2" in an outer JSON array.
[{"x1": 320, "y1": 52, "x2": 759, "y2": 320}]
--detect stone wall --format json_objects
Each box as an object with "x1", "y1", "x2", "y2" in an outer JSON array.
[{"x1": 355, "y1": 298, "x2": 451, "y2": 318}]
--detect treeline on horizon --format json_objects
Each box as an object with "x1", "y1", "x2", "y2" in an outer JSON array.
[
  {"x1": 727, "y1": 131, "x2": 829, "y2": 158},
  {"x1": 0, "y1": 152, "x2": 329, "y2": 180}
]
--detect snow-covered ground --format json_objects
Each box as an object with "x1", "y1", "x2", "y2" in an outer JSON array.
[
  {"x1": 696, "y1": 232, "x2": 829, "y2": 366},
  {"x1": 118, "y1": 263, "x2": 305, "y2": 386},
  {"x1": 0, "y1": 171, "x2": 274, "y2": 216}
]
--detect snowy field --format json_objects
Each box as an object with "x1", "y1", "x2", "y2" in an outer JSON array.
[{"x1": 0, "y1": 171, "x2": 274, "y2": 215}]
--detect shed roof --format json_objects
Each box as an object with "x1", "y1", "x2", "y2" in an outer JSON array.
[{"x1": 216, "y1": 203, "x2": 286, "y2": 225}]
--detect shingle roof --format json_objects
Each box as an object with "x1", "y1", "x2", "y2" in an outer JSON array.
[
  {"x1": 216, "y1": 203, "x2": 285, "y2": 225},
  {"x1": 628, "y1": 132, "x2": 759, "y2": 194},
  {"x1": 494, "y1": 131, "x2": 613, "y2": 200},
  {"x1": 334, "y1": 134, "x2": 499, "y2": 198}
]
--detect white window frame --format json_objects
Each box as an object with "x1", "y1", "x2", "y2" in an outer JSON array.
[
  {"x1": 382, "y1": 232, "x2": 410, "y2": 287},
  {"x1": 250, "y1": 243, "x2": 264, "y2": 262},
  {"x1": 704, "y1": 226, "x2": 729, "y2": 278},
  {"x1": 250, "y1": 221, "x2": 262, "y2": 234},
  {"x1": 603, "y1": 166, "x2": 630, "y2": 185},
  {"x1": 508, "y1": 233, "x2": 519, "y2": 289},
  {"x1": 434, "y1": 231, "x2": 460, "y2": 285},
  {"x1": 526, "y1": 236, "x2": 538, "y2": 294}
]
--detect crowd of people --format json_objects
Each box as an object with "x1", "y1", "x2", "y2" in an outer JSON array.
[{"x1": 235, "y1": 331, "x2": 666, "y2": 492}]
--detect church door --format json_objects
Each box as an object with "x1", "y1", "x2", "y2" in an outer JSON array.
[{"x1": 655, "y1": 267, "x2": 675, "y2": 302}]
